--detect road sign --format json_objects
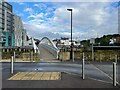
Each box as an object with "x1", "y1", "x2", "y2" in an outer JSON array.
[{"x1": 90, "y1": 38, "x2": 95, "y2": 44}]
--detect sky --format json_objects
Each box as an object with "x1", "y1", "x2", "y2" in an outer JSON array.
[{"x1": 8, "y1": 1, "x2": 119, "y2": 40}]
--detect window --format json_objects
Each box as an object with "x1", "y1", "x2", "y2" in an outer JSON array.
[
  {"x1": 0, "y1": 22, "x2": 2, "y2": 27},
  {"x1": 0, "y1": 2, "x2": 1, "y2": 4},
  {"x1": 7, "y1": 25, "x2": 12, "y2": 29},
  {"x1": 3, "y1": 3, "x2": 12, "y2": 12},
  {"x1": 0, "y1": 5, "x2": 2, "y2": 10},
  {"x1": 7, "y1": 21, "x2": 11, "y2": 26},
  {"x1": 0, "y1": 9, "x2": 2, "y2": 15},
  {"x1": 7, "y1": 17, "x2": 12, "y2": 22},
  {"x1": 0, "y1": 14, "x2": 2, "y2": 18},
  {"x1": 0, "y1": 19, "x2": 2, "y2": 24},
  {"x1": 1, "y1": 9, "x2": 4, "y2": 14}
]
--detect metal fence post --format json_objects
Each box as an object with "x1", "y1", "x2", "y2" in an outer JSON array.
[
  {"x1": 11, "y1": 56, "x2": 14, "y2": 74},
  {"x1": 113, "y1": 62, "x2": 116, "y2": 86},
  {"x1": 82, "y1": 52, "x2": 85, "y2": 79}
]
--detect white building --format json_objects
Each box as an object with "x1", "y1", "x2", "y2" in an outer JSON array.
[
  {"x1": 109, "y1": 38, "x2": 116, "y2": 45},
  {"x1": 14, "y1": 14, "x2": 23, "y2": 46},
  {"x1": 53, "y1": 37, "x2": 80, "y2": 47},
  {"x1": 22, "y1": 29, "x2": 27, "y2": 46},
  {"x1": 14, "y1": 15, "x2": 28, "y2": 47}
]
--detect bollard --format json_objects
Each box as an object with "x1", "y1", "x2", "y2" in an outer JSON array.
[
  {"x1": 73, "y1": 51, "x2": 74, "y2": 62},
  {"x1": 13, "y1": 51, "x2": 15, "y2": 61},
  {"x1": 113, "y1": 62, "x2": 116, "y2": 86},
  {"x1": 115, "y1": 55, "x2": 117, "y2": 63},
  {"x1": 82, "y1": 52, "x2": 85, "y2": 79},
  {"x1": 92, "y1": 44, "x2": 94, "y2": 62},
  {"x1": 11, "y1": 56, "x2": 14, "y2": 74},
  {"x1": 62, "y1": 51, "x2": 64, "y2": 61},
  {"x1": 99, "y1": 54, "x2": 101, "y2": 63}
]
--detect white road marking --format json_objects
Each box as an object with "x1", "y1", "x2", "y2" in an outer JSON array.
[{"x1": 91, "y1": 64, "x2": 120, "y2": 86}]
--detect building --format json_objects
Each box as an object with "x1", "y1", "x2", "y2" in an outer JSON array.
[
  {"x1": 60, "y1": 37, "x2": 70, "y2": 46},
  {"x1": 109, "y1": 38, "x2": 116, "y2": 45},
  {"x1": 14, "y1": 14, "x2": 23, "y2": 46},
  {"x1": 116, "y1": 36, "x2": 120, "y2": 44},
  {"x1": 22, "y1": 29, "x2": 27, "y2": 46},
  {"x1": 53, "y1": 37, "x2": 80, "y2": 48},
  {"x1": 0, "y1": 0, "x2": 15, "y2": 47},
  {"x1": 0, "y1": 0, "x2": 27, "y2": 47},
  {"x1": 14, "y1": 15, "x2": 27, "y2": 47}
]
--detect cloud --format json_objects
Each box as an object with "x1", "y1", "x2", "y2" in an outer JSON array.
[
  {"x1": 23, "y1": 2, "x2": 118, "y2": 40},
  {"x1": 33, "y1": 4, "x2": 39, "y2": 7},
  {"x1": 33, "y1": 3, "x2": 47, "y2": 10},
  {"x1": 24, "y1": 7, "x2": 34, "y2": 15},
  {"x1": 18, "y1": 2, "x2": 25, "y2": 5}
]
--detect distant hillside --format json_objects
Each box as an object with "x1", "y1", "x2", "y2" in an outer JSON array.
[{"x1": 80, "y1": 34, "x2": 120, "y2": 46}]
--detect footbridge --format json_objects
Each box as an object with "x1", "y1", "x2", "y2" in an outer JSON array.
[{"x1": 38, "y1": 37, "x2": 60, "y2": 60}]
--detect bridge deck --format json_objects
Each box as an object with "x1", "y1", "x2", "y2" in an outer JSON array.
[{"x1": 39, "y1": 44, "x2": 56, "y2": 60}]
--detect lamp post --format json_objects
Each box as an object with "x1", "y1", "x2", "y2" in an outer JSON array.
[{"x1": 67, "y1": 8, "x2": 73, "y2": 60}]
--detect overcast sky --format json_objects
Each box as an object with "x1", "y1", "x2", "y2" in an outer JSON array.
[{"x1": 9, "y1": 1, "x2": 119, "y2": 40}]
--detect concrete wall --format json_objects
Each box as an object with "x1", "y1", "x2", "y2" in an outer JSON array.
[
  {"x1": 1, "y1": 48, "x2": 40, "y2": 62},
  {"x1": 58, "y1": 52, "x2": 70, "y2": 61}
]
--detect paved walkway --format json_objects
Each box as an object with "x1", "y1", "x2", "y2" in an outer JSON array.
[
  {"x1": 2, "y1": 72, "x2": 119, "y2": 88},
  {"x1": 38, "y1": 44, "x2": 56, "y2": 60},
  {"x1": 2, "y1": 62, "x2": 120, "y2": 88}
]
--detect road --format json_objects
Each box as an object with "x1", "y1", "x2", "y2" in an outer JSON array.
[
  {"x1": 92, "y1": 62, "x2": 120, "y2": 84},
  {"x1": 2, "y1": 62, "x2": 119, "y2": 84}
]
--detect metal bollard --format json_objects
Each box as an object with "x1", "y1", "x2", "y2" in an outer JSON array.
[
  {"x1": 92, "y1": 44, "x2": 94, "y2": 62},
  {"x1": 13, "y1": 51, "x2": 15, "y2": 61},
  {"x1": 100, "y1": 54, "x2": 101, "y2": 63},
  {"x1": 73, "y1": 51, "x2": 74, "y2": 62},
  {"x1": 11, "y1": 56, "x2": 14, "y2": 74},
  {"x1": 115, "y1": 55, "x2": 117, "y2": 63},
  {"x1": 62, "y1": 51, "x2": 64, "y2": 61},
  {"x1": 113, "y1": 62, "x2": 116, "y2": 86},
  {"x1": 82, "y1": 52, "x2": 85, "y2": 79}
]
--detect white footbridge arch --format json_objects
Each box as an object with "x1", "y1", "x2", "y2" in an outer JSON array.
[{"x1": 38, "y1": 37, "x2": 60, "y2": 60}]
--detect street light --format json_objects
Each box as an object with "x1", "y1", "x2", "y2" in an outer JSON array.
[{"x1": 67, "y1": 8, "x2": 73, "y2": 60}]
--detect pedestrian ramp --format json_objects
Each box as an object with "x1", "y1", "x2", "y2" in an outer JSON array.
[{"x1": 8, "y1": 72, "x2": 61, "y2": 80}]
